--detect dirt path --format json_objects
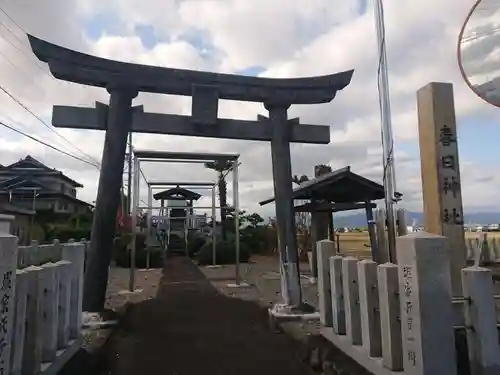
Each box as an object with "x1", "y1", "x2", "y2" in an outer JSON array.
[{"x1": 102, "y1": 257, "x2": 313, "y2": 375}]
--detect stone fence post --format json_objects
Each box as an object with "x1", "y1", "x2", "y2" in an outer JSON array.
[
  {"x1": 461, "y1": 266, "x2": 500, "y2": 374},
  {"x1": 61, "y1": 243, "x2": 85, "y2": 337},
  {"x1": 0, "y1": 214, "x2": 14, "y2": 234},
  {"x1": 397, "y1": 232, "x2": 456, "y2": 375},
  {"x1": 0, "y1": 231, "x2": 18, "y2": 375},
  {"x1": 316, "y1": 240, "x2": 336, "y2": 326}
]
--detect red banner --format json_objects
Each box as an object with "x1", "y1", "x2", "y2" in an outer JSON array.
[{"x1": 116, "y1": 205, "x2": 132, "y2": 231}]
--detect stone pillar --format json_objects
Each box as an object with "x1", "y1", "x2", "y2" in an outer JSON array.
[
  {"x1": 417, "y1": 82, "x2": 466, "y2": 296},
  {"x1": 310, "y1": 213, "x2": 329, "y2": 279},
  {"x1": 54, "y1": 260, "x2": 72, "y2": 349},
  {"x1": 266, "y1": 103, "x2": 302, "y2": 307},
  {"x1": 0, "y1": 214, "x2": 14, "y2": 234},
  {"x1": 0, "y1": 232, "x2": 17, "y2": 375},
  {"x1": 461, "y1": 267, "x2": 500, "y2": 374},
  {"x1": 397, "y1": 233, "x2": 456, "y2": 375},
  {"x1": 40, "y1": 263, "x2": 59, "y2": 362},
  {"x1": 316, "y1": 240, "x2": 336, "y2": 326},
  {"x1": 84, "y1": 87, "x2": 137, "y2": 312},
  {"x1": 11, "y1": 269, "x2": 28, "y2": 375},
  {"x1": 309, "y1": 165, "x2": 332, "y2": 280},
  {"x1": 62, "y1": 242, "x2": 85, "y2": 338},
  {"x1": 22, "y1": 266, "x2": 43, "y2": 375}
]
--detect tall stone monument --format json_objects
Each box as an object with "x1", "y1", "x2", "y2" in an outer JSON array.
[{"x1": 416, "y1": 82, "x2": 466, "y2": 295}]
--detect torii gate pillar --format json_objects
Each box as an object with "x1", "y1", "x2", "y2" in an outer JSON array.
[
  {"x1": 84, "y1": 88, "x2": 137, "y2": 311},
  {"x1": 266, "y1": 104, "x2": 302, "y2": 306}
]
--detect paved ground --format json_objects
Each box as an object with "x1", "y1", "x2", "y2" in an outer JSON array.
[
  {"x1": 201, "y1": 255, "x2": 322, "y2": 335},
  {"x1": 105, "y1": 267, "x2": 163, "y2": 309},
  {"x1": 99, "y1": 256, "x2": 314, "y2": 375}
]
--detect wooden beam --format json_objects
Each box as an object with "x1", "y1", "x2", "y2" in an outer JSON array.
[
  {"x1": 52, "y1": 105, "x2": 331, "y2": 144},
  {"x1": 29, "y1": 34, "x2": 354, "y2": 104},
  {"x1": 294, "y1": 202, "x2": 376, "y2": 213}
]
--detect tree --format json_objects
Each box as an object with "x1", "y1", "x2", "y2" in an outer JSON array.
[
  {"x1": 244, "y1": 212, "x2": 264, "y2": 228},
  {"x1": 292, "y1": 174, "x2": 309, "y2": 185},
  {"x1": 204, "y1": 159, "x2": 234, "y2": 240}
]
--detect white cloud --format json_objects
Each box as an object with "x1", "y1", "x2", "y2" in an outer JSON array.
[{"x1": 0, "y1": 0, "x2": 499, "y2": 220}]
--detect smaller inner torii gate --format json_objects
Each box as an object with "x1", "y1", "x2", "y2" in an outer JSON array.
[
  {"x1": 146, "y1": 181, "x2": 215, "y2": 249},
  {"x1": 130, "y1": 150, "x2": 244, "y2": 291}
]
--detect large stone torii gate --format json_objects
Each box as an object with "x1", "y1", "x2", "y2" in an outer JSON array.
[{"x1": 28, "y1": 34, "x2": 354, "y2": 312}]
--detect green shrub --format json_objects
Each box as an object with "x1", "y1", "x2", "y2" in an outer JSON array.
[
  {"x1": 197, "y1": 240, "x2": 251, "y2": 265},
  {"x1": 113, "y1": 233, "x2": 162, "y2": 268},
  {"x1": 169, "y1": 232, "x2": 181, "y2": 241},
  {"x1": 187, "y1": 235, "x2": 206, "y2": 258},
  {"x1": 44, "y1": 224, "x2": 91, "y2": 243},
  {"x1": 114, "y1": 247, "x2": 163, "y2": 268},
  {"x1": 240, "y1": 227, "x2": 268, "y2": 254}
]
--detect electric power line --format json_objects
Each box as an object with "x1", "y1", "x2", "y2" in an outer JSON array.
[
  {"x1": 0, "y1": 119, "x2": 100, "y2": 168},
  {"x1": 0, "y1": 6, "x2": 99, "y2": 168},
  {"x1": 0, "y1": 15, "x2": 49, "y2": 76},
  {"x1": 0, "y1": 83, "x2": 101, "y2": 167},
  {"x1": 462, "y1": 26, "x2": 500, "y2": 43}
]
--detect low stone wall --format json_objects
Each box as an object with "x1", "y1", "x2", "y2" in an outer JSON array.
[{"x1": 1, "y1": 231, "x2": 86, "y2": 375}]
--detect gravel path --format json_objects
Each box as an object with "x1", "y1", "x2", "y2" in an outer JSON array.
[{"x1": 101, "y1": 257, "x2": 314, "y2": 375}]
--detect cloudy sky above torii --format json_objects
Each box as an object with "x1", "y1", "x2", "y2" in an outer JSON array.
[{"x1": 0, "y1": 0, "x2": 499, "y2": 220}]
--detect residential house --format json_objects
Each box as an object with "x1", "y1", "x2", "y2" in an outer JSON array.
[
  {"x1": 0, "y1": 195, "x2": 34, "y2": 245},
  {"x1": 0, "y1": 155, "x2": 93, "y2": 216}
]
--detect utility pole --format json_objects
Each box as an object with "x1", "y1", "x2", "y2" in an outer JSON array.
[
  {"x1": 127, "y1": 132, "x2": 132, "y2": 214},
  {"x1": 373, "y1": 0, "x2": 398, "y2": 262}
]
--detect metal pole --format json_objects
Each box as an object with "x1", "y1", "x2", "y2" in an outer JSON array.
[
  {"x1": 233, "y1": 161, "x2": 240, "y2": 285},
  {"x1": 129, "y1": 155, "x2": 139, "y2": 291},
  {"x1": 373, "y1": 0, "x2": 398, "y2": 261},
  {"x1": 127, "y1": 133, "x2": 132, "y2": 213},
  {"x1": 211, "y1": 185, "x2": 216, "y2": 266},
  {"x1": 147, "y1": 185, "x2": 152, "y2": 268},
  {"x1": 147, "y1": 186, "x2": 152, "y2": 242},
  {"x1": 30, "y1": 189, "x2": 36, "y2": 242}
]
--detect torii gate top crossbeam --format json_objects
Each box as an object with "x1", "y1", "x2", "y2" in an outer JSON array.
[
  {"x1": 134, "y1": 150, "x2": 239, "y2": 161},
  {"x1": 148, "y1": 182, "x2": 215, "y2": 187},
  {"x1": 28, "y1": 35, "x2": 353, "y2": 104}
]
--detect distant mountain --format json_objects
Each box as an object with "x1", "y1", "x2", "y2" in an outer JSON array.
[{"x1": 332, "y1": 211, "x2": 500, "y2": 228}]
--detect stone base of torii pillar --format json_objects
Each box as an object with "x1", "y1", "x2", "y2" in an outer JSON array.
[
  {"x1": 267, "y1": 253, "x2": 319, "y2": 328},
  {"x1": 268, "y1": 302, "x2": 319, "y2": 331}
]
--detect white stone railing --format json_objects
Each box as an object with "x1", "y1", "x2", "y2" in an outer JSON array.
[
  {"x1": 316, "y1": 233, "x2": 500, "y2": 375},
  {"x1": 1, "y1": 231, "x2": 87, "y2": 375},
  {"x1": 465, "y1": 233, "x2": 500, "y2": 265}
]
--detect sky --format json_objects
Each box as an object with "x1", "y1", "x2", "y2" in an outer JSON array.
[
  {"x1": 0, "y1": 0, "x2": 500, "y2": 220},
  {"x1": 460, "y1": 0, "x2": 500, "y2": 104}
]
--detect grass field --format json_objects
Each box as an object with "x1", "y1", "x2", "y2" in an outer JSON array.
[{"x1": 336, "y1": 231, "x2": 496, "y2": 259}]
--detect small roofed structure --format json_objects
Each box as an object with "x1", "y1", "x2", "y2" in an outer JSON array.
[
  {"x1": 153, "y1": 186, "x2": 202, "y2": 201},
  {"x1": 260, "y1": 166, "x2": 401, "y2": 263},
  {"x1": 153, "y1": 186, "x2": 203, "y2": 238},
  {"x1": 259, "y1": 166, "x2": 385, "y2": 206}
]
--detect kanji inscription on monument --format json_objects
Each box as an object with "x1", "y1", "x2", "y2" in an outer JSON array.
[
  {"x1": 0, "y1": 233, "x2": 17, "y2": 375},
  {"x1": 417, "y1": 82, "x2": 466, "y2": 295}
]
